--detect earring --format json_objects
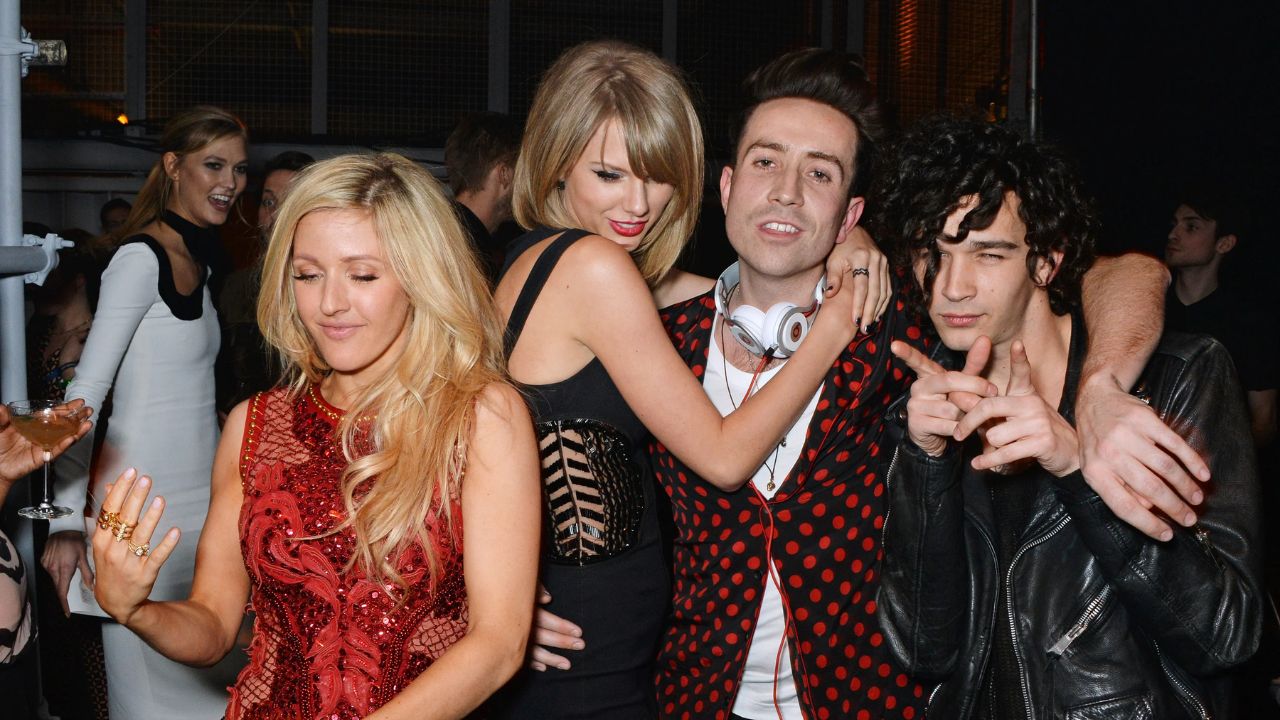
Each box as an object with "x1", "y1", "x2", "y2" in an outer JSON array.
[{"x1": 556, "y1": 180, "x2": 565, "y2": 191}]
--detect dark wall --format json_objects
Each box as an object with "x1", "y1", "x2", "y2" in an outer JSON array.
[{"x1": 1041, "y1": 0, "x2": 1280, "y2": 304}]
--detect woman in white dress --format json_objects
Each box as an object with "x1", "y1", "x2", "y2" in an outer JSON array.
[{"x1": 42, "y1": 105, "x2": 250, "y2": 719}]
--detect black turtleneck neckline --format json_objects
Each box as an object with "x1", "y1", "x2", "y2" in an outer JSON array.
[{"x1": 119, "y1": 210, "x2": 212, "y2": 321}]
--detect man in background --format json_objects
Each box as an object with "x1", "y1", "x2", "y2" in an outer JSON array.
[
  {"x1": 445, "y1": 111, "x2": 521, "y2": 282},
  {"x1": 1165, "y1": 191, "x2": 1276, "y2": 448},
  {"x1": 98, "y1": 198, "x2": 130, "y2": 236}
]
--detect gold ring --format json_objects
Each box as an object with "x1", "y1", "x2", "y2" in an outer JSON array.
[
  {"x1": 127, "y1": 541, "x2": 150, "y2": 557},
  {"x1": 111, "y1": 522, "x2": 134, "y2": 542},
  {"x1": 97, "y1": 508, "x2": 120, "y2": 530}
]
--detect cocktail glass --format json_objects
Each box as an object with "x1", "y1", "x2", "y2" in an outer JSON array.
[{"x1": 7, "y1": 399, "x2": 87, "y2": 520}]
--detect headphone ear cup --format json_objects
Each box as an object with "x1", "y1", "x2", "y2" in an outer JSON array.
[
  {"x1": 762, "y1": 303, "x2": 809, "y2": 357},
  {"x1": 777, "y1": 308, "x2": 811, "y2": 356},
  {"x1": 728, "y1": 305, "x2": 768, "y2": 356}
]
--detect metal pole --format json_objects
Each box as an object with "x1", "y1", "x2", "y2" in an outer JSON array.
[
  {"x1": 1028, "y1": 0, "x2": 1039, "y2": 138},
  {"x1": 125, "y1": 0, "x2": 145, "y2": 129},
  {"x1": 311, "y1": 0, "x2": 328, "y2": 134},
  {"x1": 488, "y1": 0, "x2": 510, "y2": 113},
  {"x1": 1, "y1": 0, "x2": 28, "y2": 404},
  {"x1": 846, "y1": 0, "x2": 865, "y2": 58},
  {"x1": 662, "y1": 0, "x2": 677, "y2": 65},
  {"x1": 1008, "y1": 0, "x2": 1030, "y2": 136},
  {"x1": 821, "y1": 0, "x2": 833, "y2": 49}
]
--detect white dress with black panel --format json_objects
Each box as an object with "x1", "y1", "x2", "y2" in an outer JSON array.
[{"x1": 53, "y1": 214, "x2": 244, "y2": 719}]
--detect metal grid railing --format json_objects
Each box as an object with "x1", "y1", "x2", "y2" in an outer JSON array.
[
  {"x1": 20, "y1": 0, "x2": 125, "y2": 135},
  {"x1": 327, "y1": 0, "x2": 487, "y2": 142},
  {"x1": 678, "y1": 0, "x2": 820, "y2": 158},
  {"x1": 146, "y1": 0, "x2": 312, "y2": 137},
  {"x1": 19, "y1": 1, "x2": 1010, "y2": 144},
  {"x1": 865, "y1": 0, "x2": 1007, "y2": 129},
  {"x1": 508, "y1": 0, "x2": 663, "y2": 121}
]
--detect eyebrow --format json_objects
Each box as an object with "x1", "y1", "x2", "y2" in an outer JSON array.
[
  {"x1": 805, "y1": 150, "x2": 845, "y2": 174},
  {"x1": 1175, "y1": 211, "x2": 1205, "y2": 222},
  {"x1": 745, "y1": 140, "x2": 847, "y2": 175},
  {"x1": 292, "y1": 253, "x2": 385, "y2": 263},
  {"x1": 969, "y1": 239, "x2": 1019, "y2": 251},
  {"x1": 202, "y1": 154, "x2": 249, "y2": 166}
]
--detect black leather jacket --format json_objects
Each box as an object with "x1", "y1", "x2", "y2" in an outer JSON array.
[{"x1": 877, "y1": 331, "x2": 1264, "y2": 719}]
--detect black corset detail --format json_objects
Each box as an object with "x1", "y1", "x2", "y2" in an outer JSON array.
[{"x1": 536, "y1": 418, "x2": 645, "y2": 565}]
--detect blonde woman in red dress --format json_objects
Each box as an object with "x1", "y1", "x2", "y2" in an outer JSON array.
[{"x1": 88, "y1": 153, "x2": 541, "y2": 720}]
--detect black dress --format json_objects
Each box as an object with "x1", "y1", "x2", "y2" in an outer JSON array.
[{"x1": 491, "y1": 228, "x2": 668, "y2": 719}]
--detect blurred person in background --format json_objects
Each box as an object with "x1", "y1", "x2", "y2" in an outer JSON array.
[
  {"x1": 0, "y1": 402, "x2": 91, "y2": 719},
  {"x1": 216, "y1": 151, "x2": 315, "y2": 415},
  {"x1": 42, "y1": 105, "x2": 250, "y2": 719},
  {"x1": 26, "y1": 236, "x2": 109, "y2": 719},
  {"x1": 445, "y1": 111, "x2": 521, "y2": 283},
  {"x1": 98, "y1": 199, "x2": 131, "y2": 237}
]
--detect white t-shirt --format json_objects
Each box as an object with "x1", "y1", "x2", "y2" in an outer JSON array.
[{"x1": 704, "y1": 325, "x2": 822, "y2": 720}]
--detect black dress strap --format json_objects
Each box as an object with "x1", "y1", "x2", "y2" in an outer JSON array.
[{"x1": 502, "y1": 228, "x2": 591, "y2": 356}]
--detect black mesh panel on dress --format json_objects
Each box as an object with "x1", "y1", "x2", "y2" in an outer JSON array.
[{"x1": 537, "y1": 418, "x2": 645, "y2": 565}]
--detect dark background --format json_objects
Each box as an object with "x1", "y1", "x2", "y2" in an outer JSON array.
[
  {"x1": 18, "y1": 0, "x2": 1280, "y2": 302},
  {"x1": 1041, "y1": 0, "x2": 1280, "y2": 303}
]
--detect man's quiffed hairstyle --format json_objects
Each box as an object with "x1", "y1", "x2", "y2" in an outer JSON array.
[
  {"x1": 872, "y1": 114, "x2": 1098, "y2": 316},
  {"x1": 732, "y1": 48, "x2": 883, "y2": 199},
  {"x1": 445, "y1": 112, "x2": 521, "y2": 196},
  {"x1": 1176, "y1": 184, "x2": 1241, "y2": 241}
]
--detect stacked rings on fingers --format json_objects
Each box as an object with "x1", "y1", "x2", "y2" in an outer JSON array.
[
  {"x1": 851, "y1": 267, "x2": 869, "y2": 277},
  {"x1": 98, "y1": 507, "x2": 121, "y2": 530},
  {"x1": 112, "y1": 522, "x2": 135, "y2": 542},
  {"x1": 127, "y1": 542, "x2": 150, "y2": 557}
]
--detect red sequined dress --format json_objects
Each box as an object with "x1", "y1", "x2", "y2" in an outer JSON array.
[{"x1": 227, "y1": 387, "x2": 467, "y2": 720}]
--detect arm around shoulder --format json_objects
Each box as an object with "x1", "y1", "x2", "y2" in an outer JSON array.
[
  {"x1": 1079, "y1": 252, "x2": 1168, "y2": 390},
  {"x1": 1054, "y1": 339, "x2": 1263, "y2": 674},
  {"x1": 573, "y1": 236, "x2": 853, "y2": 490}
]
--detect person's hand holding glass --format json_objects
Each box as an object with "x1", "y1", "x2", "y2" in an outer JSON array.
[{"x1": 2, "y1": 398, "x2": 92, "y2": 518}]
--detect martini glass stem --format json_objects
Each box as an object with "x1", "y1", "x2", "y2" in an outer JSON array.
[{"x1": 40, "y1": 450, "x2": 53, "y2": 507}]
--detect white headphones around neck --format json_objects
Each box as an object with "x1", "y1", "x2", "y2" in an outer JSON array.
[{"x1": 714, "y1": 262, "x2": 825, "y2": 358}]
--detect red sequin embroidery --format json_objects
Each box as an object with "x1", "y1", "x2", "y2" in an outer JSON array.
[{"x1": 227, "y1": 388, "x2": 467, "y2": 720}]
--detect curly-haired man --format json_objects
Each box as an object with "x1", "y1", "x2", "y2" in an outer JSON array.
[{"x1": 875, "y1": 115, "x2": 1264, "y2": 718}]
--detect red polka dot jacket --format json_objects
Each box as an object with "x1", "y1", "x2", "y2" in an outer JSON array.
[{"x1": 651, "y1": 286, "x2": 932, "y2": 720}]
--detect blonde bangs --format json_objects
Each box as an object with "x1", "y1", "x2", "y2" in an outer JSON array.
[
  {"x1": 256, "y1": 153, "x2": 507, "y2": 596},
  {"x1": 512, "y1": 40, "x2": 705, "y2": 285}
]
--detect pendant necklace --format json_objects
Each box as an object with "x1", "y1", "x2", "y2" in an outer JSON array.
[{"x1": 720, "y1": 318, "x2": 786, "y2": 492}]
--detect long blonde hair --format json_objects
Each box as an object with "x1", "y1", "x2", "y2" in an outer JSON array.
[
  {"x1": 513, "y1": 40, "x2": 704, "y2": 285},
  {"x1": 258, "y1": 152, "x2": 506, "y2": 592},
  {"x1": 113, "y1": 105, "x2": 248, "y2": 244}
]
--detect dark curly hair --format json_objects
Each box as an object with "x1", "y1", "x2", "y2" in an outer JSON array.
[
  {"x1": 732, "y1": 48, "x2": 884, "y2": 199},
  {"x1": 870, "y1": 114, "x2": 1097, "y2": 316}
]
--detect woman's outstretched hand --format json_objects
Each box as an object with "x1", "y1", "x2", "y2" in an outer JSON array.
[{"x1": 91, "y1": 468, "x2": 182, "y2": 625}]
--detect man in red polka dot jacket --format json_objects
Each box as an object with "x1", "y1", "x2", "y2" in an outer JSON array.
[{"x1": 530, "y1": 49, "x2": 1200, "y2": 720}]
